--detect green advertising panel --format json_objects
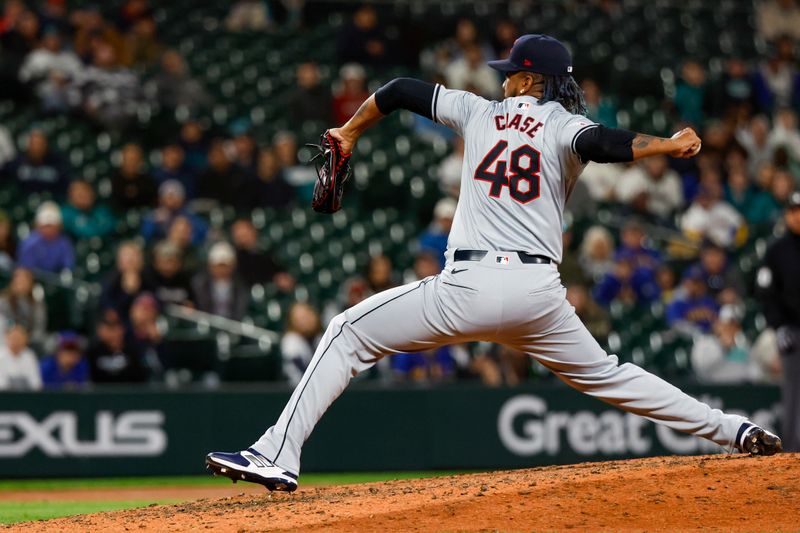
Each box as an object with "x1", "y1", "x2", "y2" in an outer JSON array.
[{"x1": 0, "y1": 383, "x2": 781, "y2": 478}]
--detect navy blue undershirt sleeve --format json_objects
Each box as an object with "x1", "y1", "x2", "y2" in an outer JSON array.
[
  {"x1": 574, "y1": 125, "x2": 636, "y2": 163},
  {"x1": 374, "y1": 78, "x2": 436, "y2": 120}
]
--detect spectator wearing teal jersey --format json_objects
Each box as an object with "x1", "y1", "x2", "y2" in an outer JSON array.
[{"x1": 61, "y1": 179, "x2": 116, "y2": 239}]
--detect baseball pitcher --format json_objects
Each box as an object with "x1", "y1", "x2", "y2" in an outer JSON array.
[{"x1": 207, "y1": 34, "x2": 781, "y2": 492}]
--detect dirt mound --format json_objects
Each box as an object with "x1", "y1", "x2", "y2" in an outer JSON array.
[{"x1": 8, "y1": 454, "x2": 799, "y2": 532}]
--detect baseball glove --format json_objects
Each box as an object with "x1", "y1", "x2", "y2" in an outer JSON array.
[{"x1": 307, "y1": 131, "x2": 352, "y2": 214}]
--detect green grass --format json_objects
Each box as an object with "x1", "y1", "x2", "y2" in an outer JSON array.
[
  {"x1": 0, "y1": 500, "x2": 181, "y2": 524},
  {"x1": 0, "y1": 471, "x2": 470, "y2": 525},
  {"x1": 0, "y1": 470, "x2": 466, "y2": 491}
]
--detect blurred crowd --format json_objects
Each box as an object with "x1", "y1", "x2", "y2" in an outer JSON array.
[{"x1": 0, "y1": 0, "x2": 799, "y2": 391}]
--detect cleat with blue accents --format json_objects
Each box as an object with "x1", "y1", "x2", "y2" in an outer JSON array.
[{"x1": 205, "y1": 449, "x2": 298, "y2": 492}]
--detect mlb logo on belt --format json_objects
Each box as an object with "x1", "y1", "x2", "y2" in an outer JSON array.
[{"x1": 496, "y1": 255, "x2": 510, "y2": 265}]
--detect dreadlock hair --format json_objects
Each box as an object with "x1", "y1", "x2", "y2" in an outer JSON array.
[{"x1": 538, "y1": 74, "x2": 588, "y2": 116}]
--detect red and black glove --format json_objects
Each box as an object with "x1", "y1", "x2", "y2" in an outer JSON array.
[{"x1": 307, "y1": 131, "x2": 352, "y2": 214}]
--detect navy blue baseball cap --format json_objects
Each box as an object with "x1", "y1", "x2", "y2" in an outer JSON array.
[{"x1": 487, "y1": 34, "x2": 573, "y2": 76}]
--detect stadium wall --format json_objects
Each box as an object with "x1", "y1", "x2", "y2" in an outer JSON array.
[{"x1": 0, "y1": 384, "x2": 780, "y2": 478}]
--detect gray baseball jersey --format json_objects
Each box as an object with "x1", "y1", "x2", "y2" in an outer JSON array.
[
  {"x1": 434, "y1": 86, "x2": 595, "y2": 264},
  {"x1": 246, "y1": 87, "x2": 751, "y2": 477}
]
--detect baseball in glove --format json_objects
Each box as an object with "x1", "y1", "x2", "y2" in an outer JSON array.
[{"x1": 307, "y1": 131, "x2": 352, "y2": 214}]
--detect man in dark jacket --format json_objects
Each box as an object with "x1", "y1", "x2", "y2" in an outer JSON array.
[
  {"x1": 757, "y1": 191, "x2": 800, "y2": 451},
  {"x1": 86, "y1": 312, "x2": 148, "y2": 383},
  {"x1": 191, "y1": 241, "x2": 249, "y2": 320}
]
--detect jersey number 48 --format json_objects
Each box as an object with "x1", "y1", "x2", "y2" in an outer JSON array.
[{"x1": 474, "y1": 141, "x2": 541, "y2": 204}]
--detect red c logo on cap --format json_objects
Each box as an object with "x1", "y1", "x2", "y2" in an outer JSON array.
[{"x1": 523, "y1": 59, "x2": 532, "y2": 67}]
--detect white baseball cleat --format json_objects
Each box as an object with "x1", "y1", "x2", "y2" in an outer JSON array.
[{"x1": 206, "y1": 448, "x2": 298, "y2": 492}]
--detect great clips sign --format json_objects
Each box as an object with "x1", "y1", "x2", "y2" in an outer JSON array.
[{"x1": 497, "y1": 393, "x2": 780, "y2": 458}]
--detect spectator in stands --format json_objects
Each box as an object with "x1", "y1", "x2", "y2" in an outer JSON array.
[
  {"x1": 0, "y1": 9, "x2": 39, "y2": 77},
  {"x1": 153, "y1": 143, "x2": 194, "y2": 197},
  {"x1": 60, "y1": 179, "x2": 116, "y2": 240},
  {"x1": 288, "y1": 62, "x2": 332, "y2": 124},
  {"x1": 101, "y1": 240, "x2": 153, "y2": 318},
  {"x1": 225, "y1": 0, "x2": 272, "y2": 31},
  {"x1": 696, "y1": 241, "x2": 745, "y2": 304},
  {"x1": 165, "y1": 216, "x2": 201, "y2": 273},
  {"x1": 126, "y1": 292, "x2": 162, "y2": 375},
  {"x1": 39, "y1": 331, "x2": 89, "y2": 389},
  {"x1": 121, "y1": 14, "x2": 161, "y2": 68},
  {"x1": 708, "y1": 58, "x2": 755, "y2": 118},
  {"x1": 272, "y1": 131, "x2": 317, "y2": 202},
  {"x1": 0, "y1": 325, "x2": 41, "y2": 390},
  {"x1": 410, "y1": 249, "x2": 441, "y2": 282},
  {"x1": 579, "y1": 161, "x2": 624, "y2": 202},
  {"x1": 737, "y1": 115, "x2": 773, "y2": 176},
  {"x1": 72, "y1": 7, "x2": 125, "y2": 62},
  {"x1": 681, "y1": 181, "x2": 746, "y2": 248},
  {"x1": 725, "y1": 166, "x2": 781, "y2": 227},
  {"x1": 666, "y1": 265, "x2": 719, "y2": 336},
  {"x1": 425, "y1": 18, "x2": 493, "y2": 75},
  {"x1": 437, "y1": 136, "x2": 464, "y2": 199},
  {"x1": 752, "y1": 36, "x2": 800, "y2": 113},
  {"x1": 322, "y1": 276, "x2": 370, "y2": 325},
  {"x1": 391, "y1": 347, "x2": 458, "y2": 383},
  {"x1": 332, "y1": 63, "x2": 369, "y2": 127},
  {"x1": 17, "y1": 201, "x2": 74, "y2": 273},
  {"x1": 768, "y1": 108, "x2": 800, "y2": 163},
  {"x1": 614, "y1": 219, "x2": 661, "y2": 273},
  {"x1": 691, "y1": 304, "x2": 760, "y2": 383},
  {"x1": 418, "y1": 198, "x2": 456, "y2": 268},
  {"x1": 18, "y1": 27, "x2": 83, "y2": 113},
  {"x1": 674, "y1": 60, "x2": 708, "y2": 127},
  {"x1": 0, "y1": 0, "x2": 25, "y2": 35},
  {"x1": 558, "y1": 222, "x2": 588, "y2": 287},
  {"x1": 229, "y1": 128, "x2": 258, "y2": 176},
  {"x1": 111, "y1": 143, "x2": 158, "y2": 211},
  {"x1": 337, "y1": 4, "x2": 389, "y2": 67},
  {"x1": 281, "y1": 302, "x2": 321, "y2": 386},
  {"x1": 147, "y1": 240, "x2": 193, "y2": 307},
  {"x1": 0, "y1": 124, "x2": 16, "y2": 169},
  {"x1": 2, "y1": 128, "x2": 69, "y2": 196},
  {"x1": 86, "y1": 311, "x2": 148, "y2": 383},
  {"x1": 565, "y1": 178, "x2": 596, "y2": 221},
  {"x1": 195, "y1": 140, "x2": 244, "y2": 208},
  {"x1": 0, "y1": 267, "x2": 47, "y2": 346},
  {"x1": 243, "y1": 147, "x2": 295, "y2": 210},
  {"x1": 581, "y1": 78, "x2": 617, "y2": 128},
  {"x1": 567, "y1": 283, "x2": 611, "y2": 342},
  {"x1": 191, "y1": 241, "x2": 248, "y2": 320},
  {"x1": 592, "y1": 254, "x2": 660, "y2": 308},
  {"x1": 72, "y1": 40, "x2": 142, "y2": 130},
  {"x1": 578, "y1": 225, "x2": 615, "y2": 282},
  {"x1": 179, "y1": 120, "x2": 208, "y2": 174},
  {"x1": 444, "y1": 44, "x2": 501, "y2": 99},
  {"x1": 757, "y1": 0, "x2": 800, "y2": 42},
  {"x1": 491, "y1": 19, "x2": 518, "y2": 59},
  {"x1": 141, "y1": 180, "x2": 207, "y2": 245},
  {"x1": 772, "y1": 167, "x2": 796, "y2": 204},
  {"x1": 0, "y1": 209, "x2": 16, "y2": 271},
  {"x1": 656, "y1": 265, "x2": 678, "y2": 304},
  {"x1": 615, "y1": 155, "x2": 684, "y2": 220},
  {"x1": 145, "y1": 49, "x2": 210, "y2": 112},
  {"x1": 366, "y1": 254, "x2": 396, "y2": 293},
  {"x1": 116, "y1": 0, "x2": 153, "y2": 32},
  {"x1": 230, "y1": 218, "x2": 294, "y2": 291}
]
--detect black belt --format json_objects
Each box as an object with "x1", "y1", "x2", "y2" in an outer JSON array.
[{"x1": 453, "y1": 249, "x2": 552, "y2": 264}]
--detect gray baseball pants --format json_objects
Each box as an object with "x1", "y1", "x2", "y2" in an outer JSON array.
[{"x1": 252, "y1": 252, "x2": 748, "y2": 474}]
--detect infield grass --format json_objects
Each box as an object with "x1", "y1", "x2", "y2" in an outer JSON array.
[{"x1": 0, "y1": 471, "x2": 468, "y2": 524}]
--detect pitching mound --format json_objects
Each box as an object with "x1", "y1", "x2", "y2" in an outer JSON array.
[{"x1": 9, "y1": 454, "x2": 800, "y2": 532}]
